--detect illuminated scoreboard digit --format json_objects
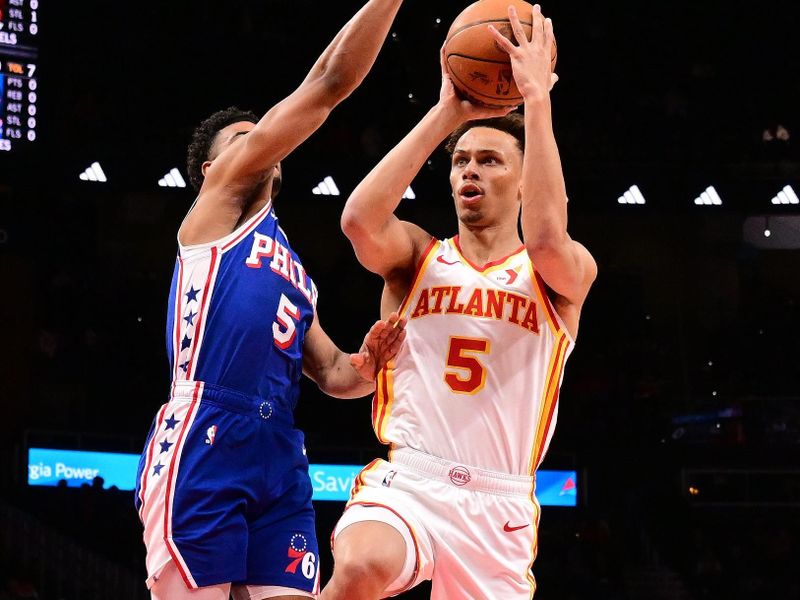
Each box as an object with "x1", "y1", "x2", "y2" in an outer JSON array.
[{"x1": 0, "y1": 0, "x2": 39, "y2": 152}]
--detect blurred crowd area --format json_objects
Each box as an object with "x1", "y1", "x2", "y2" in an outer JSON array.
[{"x1": 7, "y1": 0, "x2": 792, "y2": 190}]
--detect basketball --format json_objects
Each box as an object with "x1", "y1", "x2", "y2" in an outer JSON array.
[{"x1": 444, "y1": 0, "x2": 557, "y2": 107}]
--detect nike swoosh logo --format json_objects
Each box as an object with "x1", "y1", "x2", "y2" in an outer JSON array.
[
  {"x1": 437, "y1": 256, "x2": 459, "y2": 266},
  {"x1": 503, "y1": 522, "x2": 530, "y2": 532}
]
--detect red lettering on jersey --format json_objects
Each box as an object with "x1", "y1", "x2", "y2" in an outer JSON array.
[
  {"x1": 520, "y1": 300, "x2": 539, "y2": 333},
  {"x1": 430, "y1": 287, "x2": 449, "y2": 314},
  {"x1": 407, "y1": 286, "x2": 540, "y2": 335},
  {"x1": 464, "y1": 288, "x2": 484, "y2": 316},
  {"x1": 445, "y1": 286, "x2": 465, "y2": 314},
  {"x1": 506, "y1": 293, "x2": 526, "y2": 324},
  {"x1": 485, "y1": 289, "x2": 506, "y2": 319},
  {"x1": 412, "y1": 288, "x2": 431, "y2": 318}
]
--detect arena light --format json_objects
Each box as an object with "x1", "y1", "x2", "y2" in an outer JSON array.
[
  {"x1": 312, "y1": 176, "x2": 340, "y2": 196},
  {"x1": 617, "y1": 185, "x2": 646, "y2": 205},
  {"x1": 158, "y1": 168, "x2": 187, "y2": 188},
  {"x1": 770, "y1": 185, "x2": 799, "y2": 205},
  {"x1": 78, "y1": 162, "x2": 107, "y2": 183},
  {"x1": 694, "y1": 186, "x2": 723, "y2": 206},
  {"x1": 402, "y1": 185, "x2": 416, "y2": 200}
]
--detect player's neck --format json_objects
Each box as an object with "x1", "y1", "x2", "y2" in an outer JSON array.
[{"x1": 455, "y1": 222, "x2": 523, "y2": 266}]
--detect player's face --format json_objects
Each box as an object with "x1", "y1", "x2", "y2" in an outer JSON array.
[
  {"x1": 204, "y1": 122, "x2": 282, "y2": 198},
  {"x1": 209, "y1": 121, "x2": 257, "y2": 160},
  {"x1": 449, "y1": 127, "x2": 523, "y2": 226}
]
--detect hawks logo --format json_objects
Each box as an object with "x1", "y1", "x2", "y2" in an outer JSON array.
[
  {"x1": 285, "y1": 533, "x2": 317, "y2": 580},
  {"x1": 448, "y1": 465, "x2": 471, "y2": 486}
]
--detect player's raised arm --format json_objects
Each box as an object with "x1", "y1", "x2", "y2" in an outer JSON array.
[
  {"x1": 341, "y1": 48, "x2": 510, "y2": 278},
  {"x1": 489, "y1": 5, "x2": 596, "y2": 306},
  {"x1": 203, "y1": 0, "x2": 402, "y2": 201}
]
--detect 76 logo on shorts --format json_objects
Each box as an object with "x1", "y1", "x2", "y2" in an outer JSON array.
[{"x1": 285, "y1": 533, "x2": 317, "y2": 580}]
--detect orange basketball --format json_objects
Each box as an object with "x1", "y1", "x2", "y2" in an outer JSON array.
[{"x1": 444, "y1": 0, "x2": 557, "y2": 107}]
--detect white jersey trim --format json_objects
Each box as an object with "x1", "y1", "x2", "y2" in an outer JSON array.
[{"x1": 177, "y1": 199, "x2": 273, "y2": 256}]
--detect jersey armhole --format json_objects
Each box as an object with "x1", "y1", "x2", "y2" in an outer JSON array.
[
  {"x1": 396, "y1": 237, "x2": 440, "y2": 317},
  {"x1": 530, "y1": 264, "x2": 575, "y2": 345}
]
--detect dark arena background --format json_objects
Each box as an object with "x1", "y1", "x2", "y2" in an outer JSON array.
[{"x1": 1, "y1": 0, "x2": 798, "y2": 598}]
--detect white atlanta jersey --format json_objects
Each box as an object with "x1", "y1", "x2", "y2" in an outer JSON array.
[{"x1": 372, "y1": 236, "x2": 574, "y2": 476}]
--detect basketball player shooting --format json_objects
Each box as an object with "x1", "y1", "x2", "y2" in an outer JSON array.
[
  {"x1": 321, "y1": 4, "x2": 596, "y2": 599},
  {"x1": 133, "y1": 2, "x2": 407, "y2": 599}
]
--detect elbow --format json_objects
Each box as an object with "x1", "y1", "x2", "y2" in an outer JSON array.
[
  {"x1": 317, "y1": 67, "x2": 359, "y2": 105},
  {"x1": 340, "y1": 201, "x2": 368, "y2": 240},
  {"x1": 340, "y1": 208, "x2": 357, "y2": 239}
]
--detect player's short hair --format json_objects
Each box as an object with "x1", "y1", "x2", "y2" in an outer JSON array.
[
  {"x1": 444, "y1": 113, "x2": 526, "y2": 156},
  {"x1": 186, "y1": 107, "x2": 259, "y2": 192}
]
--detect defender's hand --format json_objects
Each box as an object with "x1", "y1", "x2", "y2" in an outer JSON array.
[{"x1": 350, "y1": 312, "x2": 407, "y2": 381}]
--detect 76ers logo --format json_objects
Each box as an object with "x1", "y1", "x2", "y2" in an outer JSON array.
[{"x1": 285, "y1": 533, "x2": 317, "y2": 580}]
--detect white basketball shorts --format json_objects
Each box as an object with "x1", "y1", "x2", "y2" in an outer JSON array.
[{"x1": 332, "y1": 447, "x2": 542, "y2": 599}]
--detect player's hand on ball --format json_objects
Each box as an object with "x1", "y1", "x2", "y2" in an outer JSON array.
[
  {"x1": 437, "y1": 45, "x2": 517, "y2": 121},
  {"x1": 350, "y1": 312, "x2": 407, "y2": 381},
  {"x1": 488, "y1": 4, "x2": 556, "y2": 102}
]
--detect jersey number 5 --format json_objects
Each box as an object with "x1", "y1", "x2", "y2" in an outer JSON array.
[
  {"x1": 444, "y1": 336, "x2": 490, "y2": 394},
  {"x1": 273, "y1": 293, "x2": 300, "y2": 350}
]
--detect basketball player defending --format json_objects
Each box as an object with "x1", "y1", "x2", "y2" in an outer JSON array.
[
  {"x1": 322, "y1": 6, "x2": 596, "y2": 599},
  {"x1": 134, "y1": 2, "x2": 407, "y2": 599}
]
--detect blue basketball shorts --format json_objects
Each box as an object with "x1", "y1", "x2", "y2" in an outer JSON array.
[{"x1": 134, "y1": 381, "x2": 320, "y2": 592}]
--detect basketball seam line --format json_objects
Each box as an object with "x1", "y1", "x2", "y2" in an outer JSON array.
[{"x1": 447, "y1": 19, "x2": 533, "y2": 42}]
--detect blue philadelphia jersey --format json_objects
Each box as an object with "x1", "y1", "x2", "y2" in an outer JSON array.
[
  {"x1": 165, "y1": 200, "x2": 318, "y2": 410},
  {"x1": 135, "y1": 199, "x2": 322, "y2": 590}
]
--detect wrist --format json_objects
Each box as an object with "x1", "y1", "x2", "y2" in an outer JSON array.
[
  {"x1": 429, "y1": 103, "x2": 465, "y2": 137},
  {"x1": 522, "y1": 93, "x2": 551, "y2": 110}
]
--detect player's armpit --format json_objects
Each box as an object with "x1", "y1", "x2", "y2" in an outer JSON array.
[{"x1": 342, "y1": 218, "x2": 431, "y2": 280}]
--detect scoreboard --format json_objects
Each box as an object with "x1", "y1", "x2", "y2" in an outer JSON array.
[{"x1": 0, "y1": 0, "x2": 38, "y2": 152}]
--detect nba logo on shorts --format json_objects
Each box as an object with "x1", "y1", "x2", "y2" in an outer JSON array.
[
  {"x1": 382, "y1": 470, "x2": 397, "y2": 487},
  {"x1": 448, "y1": 465, "x2": 471, "y2": 486},
  {"x1": 205, "y1": 425, "x2": 218, "y2": 445}
]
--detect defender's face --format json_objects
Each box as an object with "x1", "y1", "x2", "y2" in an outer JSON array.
[
  {"x1": 209, "y1": 121, "x2": 256, "y2": 160},
  {"x1": 203, "y1": 121, "x2": 282, "y2": 197},
  {"x1": 449, "y1": 127, "x2": 524, "y2": 226}
]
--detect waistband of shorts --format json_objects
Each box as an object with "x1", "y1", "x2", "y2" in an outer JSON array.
[
  {"x1": 390, "y1": 447, "x2": 534, "y2": 497},
  {"x1": 169, "y1": 380, "x2": 294, "y2": 428}
]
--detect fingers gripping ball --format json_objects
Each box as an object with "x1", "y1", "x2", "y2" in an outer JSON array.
[{"x1": 444, "y1": 0, "x2": 557, "y2": 107}]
